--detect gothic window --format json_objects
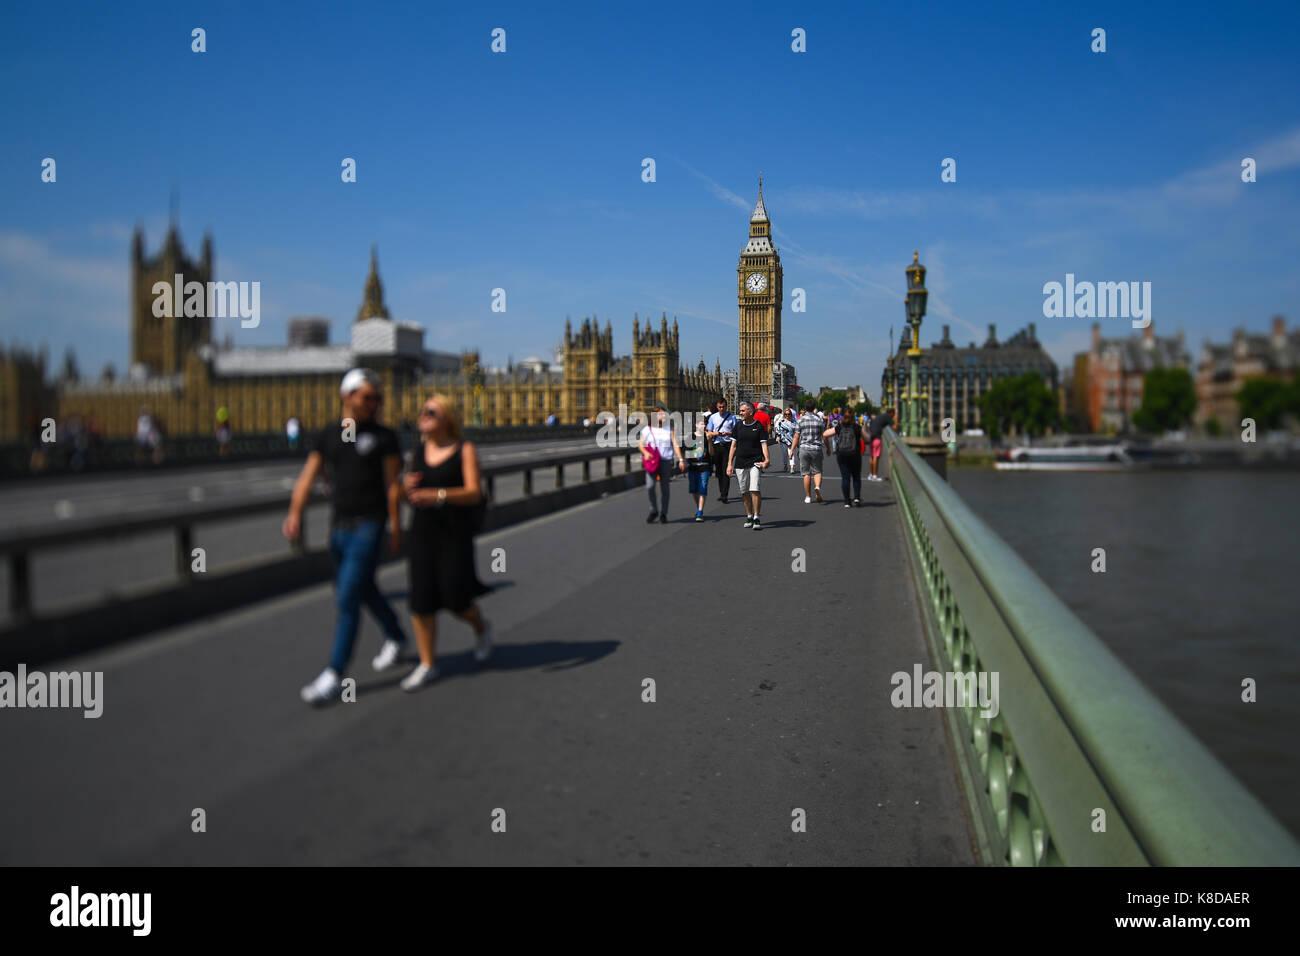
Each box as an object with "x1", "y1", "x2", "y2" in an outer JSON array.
[
  {"x1": 576, "y1": 390, "x2": 587, "y2": 407},
  {"x1": 521, "y1": 394, "x2": 528, "y2": 409},
  {"x1": 577, "y1": 361, "x2": 585, "y2": 374},
  {"x1": 645, "y1": 360, "x2": 654, "y2": 374}
]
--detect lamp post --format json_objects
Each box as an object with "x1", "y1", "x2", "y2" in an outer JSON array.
[
  {"x1": 904, "y1": 251, "x2": 928, "y2": 436},
  {"x1": 885, "y1": 326, "x2": 895, "y2": 412},
  {"x1": 900, "y1": 250, "x2": 948, "y2": 479}
]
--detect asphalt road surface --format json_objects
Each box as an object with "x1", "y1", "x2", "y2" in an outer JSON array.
[{"x1": 0, "y1": 455, "x2": 977, "y2": 865}]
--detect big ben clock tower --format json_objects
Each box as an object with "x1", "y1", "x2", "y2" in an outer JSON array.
[{"x1": 737, "y1": 175, "x2": 782, "y2": 403}]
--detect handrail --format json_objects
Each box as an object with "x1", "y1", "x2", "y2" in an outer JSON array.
[
  {"x1": 1, "y1": 424, "x2": 592, "y2": 480},
  {"x1": 884, "y1": 428, "x2": 1300, "y2": 865},
  {"x1": 1, "y1": 443, "x2": 641, "y2": 619}
]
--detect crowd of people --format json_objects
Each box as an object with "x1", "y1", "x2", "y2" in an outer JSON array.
[
  {"x1": 278, "y1": 372, "x2": 897, "y2": 705},
  {"x1": 639, "y1": 396, "x2": 899, "y2": 526}
]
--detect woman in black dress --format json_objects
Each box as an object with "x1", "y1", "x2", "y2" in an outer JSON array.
[{"x1": 399, "y1": 394, "x2": 493, "y2": 691}]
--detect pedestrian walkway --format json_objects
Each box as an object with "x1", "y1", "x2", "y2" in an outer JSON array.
[{"x1": 0, "y1": 456, "x2": 976, "y2": 865}]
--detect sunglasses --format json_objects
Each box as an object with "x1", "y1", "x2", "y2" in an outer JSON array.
[
  {"x1": 357, "y1": 392, "x2": 381, "y2": 403},
  {"x1": 420, "y1": 407, "x2": 439, "y2": 418}
]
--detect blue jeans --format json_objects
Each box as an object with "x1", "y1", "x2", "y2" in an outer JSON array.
[
  {"x1": 328, "y1": 518, "x2": 407, "y2": 674},
  {"x1": 646, "y1": 458, "x2": 673, "y2": 515}
]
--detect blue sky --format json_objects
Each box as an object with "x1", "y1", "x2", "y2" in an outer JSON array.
[{"x1": 2, "y1": 0, "x2": 1298, "y2": 396}]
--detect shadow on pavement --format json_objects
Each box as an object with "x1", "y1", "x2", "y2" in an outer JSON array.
[{"x1": 352, "y1": 639, "x2": 620, "y2": 697}]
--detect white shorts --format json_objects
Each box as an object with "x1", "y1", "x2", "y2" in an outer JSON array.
[{"x1": 735, "y1": 464, "x2": 761, "y2": 494}]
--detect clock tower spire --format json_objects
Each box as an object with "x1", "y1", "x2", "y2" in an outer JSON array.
[{"x1": 738, "y1": 175, "x2": 782, "y2": 404}]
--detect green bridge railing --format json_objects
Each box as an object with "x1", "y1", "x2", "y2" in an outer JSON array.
[{"x1": 884, "y1": 429, "x2": 1300, "y2": 866}]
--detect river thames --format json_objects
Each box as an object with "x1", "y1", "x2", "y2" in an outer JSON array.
[{"x1": 949, "y1": 467, "x2": 1300, "y2": 838}]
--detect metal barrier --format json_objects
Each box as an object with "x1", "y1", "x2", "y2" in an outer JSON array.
[
  {"x1": 1, "y1": 424, "x2": 591, "y2": 480},
  {"x1": 0, "y1": 444, "x2": 641, "y2": 622},
  {"x1": 884, "y1": 428, "x2": 1300, "y2": 865}
]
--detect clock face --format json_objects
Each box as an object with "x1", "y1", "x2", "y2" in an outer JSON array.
[{"x1": 746, "y1": 272, "x2": 768, "y2": 294}]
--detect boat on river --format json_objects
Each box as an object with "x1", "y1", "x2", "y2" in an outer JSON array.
[{"x1": 994, "y1": 439, "x2": 1141, "y2": 471}]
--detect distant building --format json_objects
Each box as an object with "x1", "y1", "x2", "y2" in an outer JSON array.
[
  {"x1": 817, "y1": 385, "x2": 867, "y2": 406},
  {"x1": 882, "y1": 323, "x2": 1058, "y2": 433},
  {"x1": 287, "y1": 317, "x2": 331, "y2": 348},
  {"x1": 3, "y1": 225, "x2": 721, "y2": 442},
  {"x1": 1196, "y1": 316, "x2": 1299, "y2": 428},
  {"x1": 736, "y1": 179, "x2": 783, "y2": 408},
  {"x1": 0, "y1": 344, "x2": 53, "y2": 443},
  {"x1": 130, "y1": 224, "x2": 212, "y2": 376},
  {"x1": 1084, "y1": 321, "x2": 1190, "y2": 433}
]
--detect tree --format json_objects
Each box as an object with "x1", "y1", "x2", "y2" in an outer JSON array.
[
  {"x1": 1236, "y1": 372, "x2": 1300, "y2": 431},
  {"x1": 976, "y1": 372, "x2": 1060, "y2": 441},
  {"x1": 1132, "y1": 367, "x2": 1196, "y2": 434},
  {"x1": 817, "y1": 390, "x2": 848, "y2": 412}
]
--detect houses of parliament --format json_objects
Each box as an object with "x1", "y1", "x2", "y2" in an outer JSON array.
[
  {"x1": 4, "y1": 231, "x2": 773, "y2": 443},
  {"x1": 1, "y1": 182, "x2": 790, "y2": 442}
]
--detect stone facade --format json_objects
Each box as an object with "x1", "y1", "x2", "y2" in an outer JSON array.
[
  {"x1": 1196, "y1": 316, "x2": 1298, "y2": 428},
  {"x1": 737, "y1": 179, "x2": 783, "y2": 406},
  {"x1": 881, "y1": 323, "x2": 1059, "y2": 432},
  {"x1": 7, "y1": 227, "x2": 721, "y2": 441},
  {"x1": 1084, "y1": 321, "x2": 1191, "y2": 433}
]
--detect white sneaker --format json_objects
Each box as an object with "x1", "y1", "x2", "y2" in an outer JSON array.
[
  {"x1": 300, "y1": 667, "x2": 341, "y2": 705},
  {"x1": 474, "y1": 620, "x2": 494, "y2": 664},
  {"x1": 372, "y1": 639, "x2": 404, "y2": 672},
  {"x1": 804, "y1": 496, "x2": 811, "y2": 504},
  {"x1": 400, "y1": 663, "x2": 439, "y2": 692}
]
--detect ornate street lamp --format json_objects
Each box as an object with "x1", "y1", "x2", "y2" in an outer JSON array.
[
  {"x1": 896, "y1": 250, "x2": 948, "y2": 478},
  {"x1": 885, "y1": 326, "x2": 895, "y2": 410},
  {"x1": 904, "y1": 250, "x2": 928, "y2": 436}
]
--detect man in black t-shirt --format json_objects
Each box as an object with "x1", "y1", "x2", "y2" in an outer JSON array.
[
  {"x1": 726, "y1": 402, "x2": 770, "y2": 530},
  {"x1": 283, "y1": 368, "x2": 410, "y2": 705}
]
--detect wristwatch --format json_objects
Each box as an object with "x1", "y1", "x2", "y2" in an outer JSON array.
[{"x1": 436, "y1": 488, "x2": 447, "y2": 506}]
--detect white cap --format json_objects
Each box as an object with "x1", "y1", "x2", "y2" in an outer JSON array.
[{"x1": 340, "y1": 367, "x2": 378, "y2": 397}]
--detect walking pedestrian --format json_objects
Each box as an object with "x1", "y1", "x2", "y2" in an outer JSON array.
[
  {"x1": 286, "y1": 416, "x2": 301, "y2": 451},
  {"x1": 684, "y1": 408, "x2": 712, "y2": 521},
  {"x1": 792, "y1": 398, "x2": 826, "y2": 503},
  {"x1": 776, "y1": 406, "x2": 797, "y2": 472},
  {"x1": 216, "y1": 407, "x2": 232, "y2": 457},
  {"x1": 706, "y1": 398, "x2": 737, "y2": 504},
  {"x1": 284, "y1": 368, "x2": 410, "y2": 705},
  {"x1": 868, "y1": 407, "x2": 896, "y2": 481},
  {"x1": 134, "y1": 406, "x2": 153, "y2": 466},
  {"x1": 727, "y1": 402, "x2": 770, "y2": 530},
  {"x1": 398, "y1": 394, "x2": 493, "y2": 691},
  {"x1": 826, "y1": 408, "x2": 864, "y2": 506},
  {"x1": 638, "y1": 403, "x2": 685, "y2": 523}
]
